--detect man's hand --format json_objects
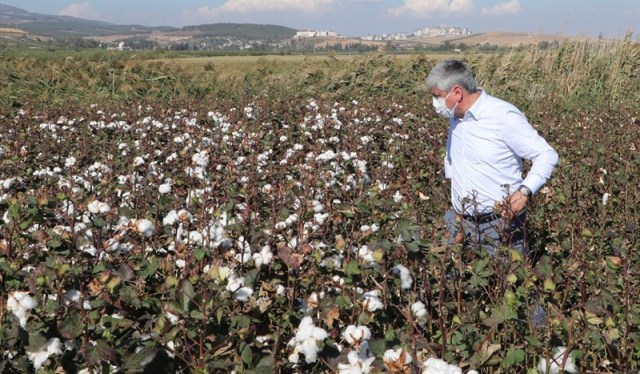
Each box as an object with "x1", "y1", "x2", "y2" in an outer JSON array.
[
  {"x1": 495, "y1": 191, "x2": 529, "y2": 220},
  {"x1": 506, "y1": 191, "x2": 528, "y2": 219}
]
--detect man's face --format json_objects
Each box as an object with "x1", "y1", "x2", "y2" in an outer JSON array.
[
  {"x1": 431, "y1": 86, "x2": 460, "y2": 106},
  {"x1": 431, "y1": 85, "x2": 463, "y2": 117}
]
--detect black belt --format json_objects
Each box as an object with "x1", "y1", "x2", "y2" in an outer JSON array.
[{"x1": 461, "y1": 212, "x2": 501, "y2": 224}]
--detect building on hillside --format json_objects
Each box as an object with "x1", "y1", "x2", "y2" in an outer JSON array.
[
  {"x1": 295, "y1": 30, "x2": 340, "y2": 38},
  {"x1": 413, "y1": 25, "x2": 472, "y2": 37}
]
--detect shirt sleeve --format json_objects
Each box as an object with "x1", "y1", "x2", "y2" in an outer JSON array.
[{"x1": 502, "y1": 110, "x2": 559, "y2": 194}]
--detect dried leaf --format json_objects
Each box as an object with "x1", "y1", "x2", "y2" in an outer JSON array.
[
  {"x1": 324, "y1": 306, "x2": 340, "y2": 327},
  {"x1": 276, "y1": 242, "x2": 303, "y2": 270}
]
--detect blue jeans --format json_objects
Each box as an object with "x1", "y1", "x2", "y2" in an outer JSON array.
[{"x1": 443, "y1": 209, "x2": 528, "y2": 256}]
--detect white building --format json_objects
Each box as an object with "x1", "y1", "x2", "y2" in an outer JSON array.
[{"x1": 295, "y1": 30, "x2": 340, "y2": 39}]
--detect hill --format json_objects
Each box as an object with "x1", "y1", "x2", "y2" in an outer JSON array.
[
  {"x1": 0, "y1": 3, "x2": 176, "y2": 39},
  {"x1": 408, "y1": 31, "x2": 593, "y2": 47}
]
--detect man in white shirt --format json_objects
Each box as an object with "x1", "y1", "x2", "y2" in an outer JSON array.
[{"x1": 427, "y1": 60, "x2": 559, "y2": 255}]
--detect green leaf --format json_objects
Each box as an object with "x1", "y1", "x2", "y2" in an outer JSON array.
[
  {"x1": 367, "y1": 338, "x2": 386, "y2": 357},
  {"x1": 194, "y1": 247, "x2": 207, "y2": 261},
  {"x1": 483, "y1": 304, "x2": 517, "y2": 327},
  {"x1": 504, "y1": 348, "x2": 525, "y2": 367},
  {"x1": 123, "y1": 347, "x2": 158, "y2": 371},
  {"x1": 138, "y1": 257, "x2": 159, "y2": 279},
  {"x1": 84, "y1": 340, "x2": 118, "y2": 365},
  {"x1": 58, "y1": 313, "x2": 84, "y2": 339},
  {"x1": 190, "y1": 310, "x2": 205, "y2": 320},
  {"x1": 525, "y1": 335, "x2": 542, "y2": 347},
  {"x1": 48, "y1": 237, "x2": 62, "y2": 249},
  {"x1": 255, "y1": 355, "x2": 275, "y2": 373},
  {"x1": 344, "y1": 261, "x2": 362, "y2": 277},
  {"x1": 240, "y1": 342, "x2": 253, "y2": 365},
  {"x1": 176, "y1": 278, "x2": 196, "y2": 312},
  {"x1": 336, "y1": 295, "x2": 352, "y2": 309}
]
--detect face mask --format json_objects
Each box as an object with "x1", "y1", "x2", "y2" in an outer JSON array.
[{"x1": 432, "y1": 89, "x2": 458, "y2": 118}]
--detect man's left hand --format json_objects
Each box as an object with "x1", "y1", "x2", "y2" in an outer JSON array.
[{"x1": 505, "y1": 191, "x2": 528, "y2": 219}]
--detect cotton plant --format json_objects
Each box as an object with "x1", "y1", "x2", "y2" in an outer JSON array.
[
  {"x1": 383, "y1": 348, "x2": 413, "y2": 373},
  {"x1": 391, "y1": 264, "x2": 413, "y2": 290},
  {"x1": 361, "y1": 289, "x2": 384, "y2": 313},
  {"x1": 26, "y1": 338, "x2": 63, "y2": 370},
  {"x1": 287, "y1": 316, "x2": 329, "y2": 364},
  {"x1": 338, "y1": 325, "x2": 375, "y2": 374},
  {"x1": 411, "y1": 301, "x2": 428, "y2": 326},
  {"x1": 422, "y1": 357, "x2": 478, "y2": 374},
  {"x1": 223, "y1": 273, "x2": 253, "y2": 302},
  {"x1": 537, "y1": 347, "x2": 577, "y2": 374},
  {"x1": 342, "y1": 325, "x2": 371, "y2": 347},
  {"x1": 7, "y1": 291, "x2": 38, "y2": 328},
  {"x1": 337, "y1": 341, "x2": 376, "y2": 374}
]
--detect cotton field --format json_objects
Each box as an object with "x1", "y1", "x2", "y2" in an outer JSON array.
[{"x1": 1, "y1": 45, "x2": 639, "y2": 372}]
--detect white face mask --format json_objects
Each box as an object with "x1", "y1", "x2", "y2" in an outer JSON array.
[{"x1": 432, "y1": 89, "x2": 458, "y2": 119}]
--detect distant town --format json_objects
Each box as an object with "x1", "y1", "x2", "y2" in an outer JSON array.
[{"x1": 295, "y1": 25, "x2": 472, "y2": 41}]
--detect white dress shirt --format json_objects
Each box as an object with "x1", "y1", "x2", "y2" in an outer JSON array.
[{"x1": 444, "y1": 89, "x2": 559, "y2": 215}]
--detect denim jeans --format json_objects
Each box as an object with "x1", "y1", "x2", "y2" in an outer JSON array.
[{"x1": 443, "y1": 209, "x2": 528, "y2": 256}]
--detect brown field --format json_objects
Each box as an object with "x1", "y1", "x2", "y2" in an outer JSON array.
[
  {"x1": 0, "y1": 27, "x2": 26, "y2": 34},
  {"x1": 409, "y1": 31, "x2": 594, "y2": 47}
]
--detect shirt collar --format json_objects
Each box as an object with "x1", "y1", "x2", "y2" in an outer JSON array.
[{"x1": 463, "y1": 88, "x2": 486, "y2": 121}]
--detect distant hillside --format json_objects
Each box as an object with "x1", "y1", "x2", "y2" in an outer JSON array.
[
  {"x1": 408, "y1": 31, "x2": 593, "y2": 47},
  {"x1": 182, "y1": 23, "x2": 296, "y2": 41},
  {"x1": 0, "y1": 3, "x2": 176, "y2": 38}
]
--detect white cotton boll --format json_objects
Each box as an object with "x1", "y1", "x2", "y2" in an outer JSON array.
[
  {"x1": 60, "y1": 200, "x2": 74, "y2": 216},
  {"x1": 312, "y1": 200, "x2": 324, "y2": 212},
  {"x1": 192, "y1": 151, "x2": 209, "y2": 167},
  {"x1": 316, "y1": 150, "x2": 337, "y2": 162},
  {"x1": 314, "y1": 212, "x2": 330, "y2": 225},
  {"x1": 537, "y1": 346, "x2": 577, "y2": 374},
  {"x1": 285, "y1": 214, "x2": 299, "y2": 227},
  {"x1": 393, "y1": 191, "x2": 403, "y2": 203},
  {"x1": 261, "y1": 184, "x2": 272, "y2": 194},
  {"x1": 166, "y1": 312, "x2": 180, "y2": 325},
  {"x1": 253, "y1": 245, "x2": 273, "y2": 267},
  {"x1": 135, "y1": 219, "x2": 155, "y2": 237},
  {"x1": 391, "y1": 264, "x2": 413, "y2": 290},
  {"x1": 602, "y1": 192, "x2": 609, "y2": 206},
  {"x1": 226, "y1": 276, "x2": 253, "y2": 301},
  {"x1": 27, "y1": 337, "x2": 62, "y2": 370},
  {"x1": 411, "y1": 301, "x2": 428, "y2": 324},
  {"x1": 64, "y1": 156, "x2": 76, "y2": 168},
  {"x1": 7, "y1": 291, "x2": 38, "y2": 327},
  {"x1": 87, "y1": 200, "x2": 110, "y2": 214},
  {"x1": 163, "y1": 210, "x2": 179, "y2": 226},
  {"x1": 288, "y1": 316, "x2": 328, "y2": 364},
  {"x1": 288, "y1": 352, "x2": 300, "y2": 364},
  {"x1": 63, "y1": 289, "x2": 82, "y2": 305},
  {"x1": 384, "y1": 348, "x2": 412, "y2": 365},
  {"x1": 159, "y1": 183, "x2": 172, "y2": 194},
  {"x1": 233, "y1": 287, "x2": 254, "y2": 302},
  {"x1": 343, "y1": 325, "x2": 371, "y2": 346},
  {"x1": 175, "y1": 259, "x2": 186, "y2": 269},
  {"x1": 133, "y1": 156, "x2": 145, "y2": 166},
  {"x1": 423, "y1": 358, "x2": 463, "y2": 374},
  {"x1": 337, "y1": 351, "x2": 362, "y2": 374},
  {"x1": 362, "y1": 290, "x2": 384, "y2": 312}
]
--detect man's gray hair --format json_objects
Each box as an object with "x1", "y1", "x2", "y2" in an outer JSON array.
[{"x1": 426, "y1": 60, "x2": 478, "y2": 93}]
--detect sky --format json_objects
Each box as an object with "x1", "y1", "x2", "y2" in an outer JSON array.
[{"x1": 2, "y1": 0, "x2": 639, "y2": 39}]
